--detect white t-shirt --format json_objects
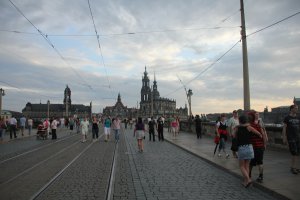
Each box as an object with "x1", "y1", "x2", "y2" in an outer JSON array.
[
  {"x1": 81, "y1": 120, "x2": 89, "y2": 131},
  {"x1": 51, "y1": 120, "x2": 58, "y2": 129},
  {"x1": 227, "y1": 117, "x2": 239, "y2": 136}
]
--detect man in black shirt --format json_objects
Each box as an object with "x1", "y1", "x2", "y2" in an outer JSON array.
[
  {"x1": 148, "y1": 117, "x2": 156, "y2": 142},
  {"x1": 194, "y1": 115, "x2": 202, "y2": 139},
  {"x1": 282, "y1": 105, "x2": 300, "y2": 174},
  {"x1": 157, "y1": 117, "x2": 164, "y2": 141}
]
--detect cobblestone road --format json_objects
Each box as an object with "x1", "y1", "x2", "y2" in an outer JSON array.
[{"x1": 123, "y1": 128, "x2": 277, "y2": 200}]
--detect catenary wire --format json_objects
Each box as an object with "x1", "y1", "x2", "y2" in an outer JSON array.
[
  {"x1": 164, "y1": 10, "x2": 300, "y2": 98},
  {"x1": 8, "y1": 0, "x2": 93, "y2": 91},
  {"x1": 247, "y1": 11, "x2": 300, "y2": 37},
  {"x1": 87, "y1": 0, "x2": 112, "y2": 93}
]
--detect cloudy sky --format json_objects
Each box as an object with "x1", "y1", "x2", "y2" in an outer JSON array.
[{"x1": 0, "y1": 0, "x2": 299, "y2": 115}]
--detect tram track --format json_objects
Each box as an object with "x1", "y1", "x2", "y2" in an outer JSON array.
[
  {"x1": 32, "y1": 133, "x2": 118, "y2": 200},
  {"x1": 0, "y1": 127, "x2": 130, "y2": 200},
  {"x1": 0, "y1": 133, "x2": 78, "y2": 164}
]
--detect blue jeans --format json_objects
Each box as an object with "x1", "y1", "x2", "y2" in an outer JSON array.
[
  {"x1": 218, "y1": 138, "x2": 227, "y2": 153},
  {"x1": 114, "y1": 129, "x2": 120, "y2": 142}
]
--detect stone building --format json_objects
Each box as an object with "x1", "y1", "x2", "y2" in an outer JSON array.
[
  {"x1": 139, "y1": 67, "x2": 188, "y2": 119},
  {"x1": 102, "y1": 93, "x2": 138, "y2": 119},
  {"x1": 22, "y1": 85, "x2": 92, "y2": 120}
]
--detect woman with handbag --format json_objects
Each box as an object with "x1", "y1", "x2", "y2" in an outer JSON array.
[
  {"x1": 235, "y1": 115, "x2": 262, "y2": 188},
  {"x1": 134, "y1": 117, "x2": 145, "y2": 152}
]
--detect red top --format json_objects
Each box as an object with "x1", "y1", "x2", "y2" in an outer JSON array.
[{"x1": 250, "y1": 122, "x2": 264, "y2": 148}]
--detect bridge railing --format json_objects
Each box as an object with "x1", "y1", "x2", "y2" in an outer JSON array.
[{"x1": 179, "y1": 121, "x2": 287, "y2": 150}]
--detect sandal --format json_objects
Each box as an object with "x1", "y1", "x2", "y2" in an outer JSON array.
[{"x1": 245, "y1": 181, "x2": 253, "y2": 188}]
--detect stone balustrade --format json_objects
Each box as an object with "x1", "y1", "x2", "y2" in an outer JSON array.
[{"x1": 179, "y1": 121, "x2": 288, "y2": 150}]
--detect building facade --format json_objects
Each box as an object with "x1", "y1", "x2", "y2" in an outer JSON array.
[
  {"x1": 139, "y1": 67, "x2": 188, "y2": 119},
  {"x1": 22, "y1": 85, "x2": 92, "y2": 120},
  {"x1": 102, "y1": 93, "x2": 138, "y2": 119}
]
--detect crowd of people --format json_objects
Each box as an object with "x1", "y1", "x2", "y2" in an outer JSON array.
[
  {"x1": 211, "y1": 104, "x2": 300, "y2": 187},
  {"x1": 1, "y1": 106, "x2": 299, "y2": 184}
]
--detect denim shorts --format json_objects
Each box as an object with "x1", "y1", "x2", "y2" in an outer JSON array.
[{"x1": 238, "y1": 144, "x2": 254, "y2": 160}]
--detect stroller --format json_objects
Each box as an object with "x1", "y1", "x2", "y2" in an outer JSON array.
[{"x1": 36, "y1": 124, "x2": 48, "y2": 140}]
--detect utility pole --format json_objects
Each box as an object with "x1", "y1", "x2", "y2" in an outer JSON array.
[
  {"x1": 0, "y1": 88, "x2": 5, "y2": 117},
  {"x1": 240, "y1": 0, "x2": 250, "y2": 110},
  {"x1": 187, "y1": 89, "x2": 193, "y2": 118}
]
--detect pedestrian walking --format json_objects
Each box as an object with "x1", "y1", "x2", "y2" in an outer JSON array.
[
  {"x1": 175, "y1": 116, "x2": 180, "y2": 135},
  {"x1": 81, "y1": 117, "x2": 89, "y2": 143},
  {"x1": 194, "y1": 115, "x2": 202, "y2": 139},
  {"x1": 43, "y1": 118, "x2": 50, "y2": 137},
  {"x1": 134, "y1": 117, "x2": 145, "y2": 152},
  {"x1": 216, "y1": 114, "x2": 230, "y2": 158},
  {"x1": 282, "y1": 104, "x2": 300, "y2": 174},
  {"x1": 171, "y1": 115, "x2": 178, "y2": 138},
  {"x1": 248, "y1": 111, "x2": 268, "y2": 183},
  {"x1": 227, "y1": 110, "x2": 239, "y2": 158},
  {"x1": 76, "y1": 118, "x2": 80, "y2": 134},
  {"x1": 91, "y1": 116, "x2": 99, "y2": 141},
  {"x1": 0, "y1": 117, "x2": 7, "y2": 142},
  {"x1": 9, "y1": 116, "x2": 17, "y2": 139},
  {"x1": 51, "y1": 118, "x2": 58, "y2": 140},
  {"x1": 157, "y1": 116, "x2": 164, "y2": 141},
  {"x1": 148, "y1": 117, "x2": 156, "y2": 141},
  {"x1": 235, "y1": 115, "x2": 262, "y2": 188},
  {"x1": 19, "y1": 116, "x2": 26, "y2": 136},
  {"x1": 69, "y1": 117, "x2": 75, "y2": 134},
  {"x1": 112, "y1": 116, "x2": 121, "y2": 143},
  {"x1": 103, "y1": 116, "x2": 111, "y2": 142},
  {"x1": 27, "y1": 117, "x2": 33, "y2": 135}
]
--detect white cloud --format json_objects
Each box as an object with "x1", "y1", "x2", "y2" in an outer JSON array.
[{"x1": 1, "y1": 0, "x2": 300, "y2": 114}]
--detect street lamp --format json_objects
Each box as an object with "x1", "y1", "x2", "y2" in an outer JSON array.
[
  {"x1": 0, "y1": 88, "x2": 5, "y2": 117},
  {"x1": 187, "y1": 89, "x2": 193, "y2": 132},
  {"x1": 187, "y1": 89, "x2": 193, "y2": 118}
]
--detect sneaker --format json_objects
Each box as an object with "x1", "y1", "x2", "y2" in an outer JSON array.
[
  {"x1": 290, "y1": 168, "x2": 298, "y2": 175},
  {"x1": 218, "y1": 153, "x2": 221, "y2": 157},
  {"x1": 226, "y1": 154, "x2": 230, "y2": 159},
  {"x1": 256, "y1": 176, "x2": 263, "y2": 183}
]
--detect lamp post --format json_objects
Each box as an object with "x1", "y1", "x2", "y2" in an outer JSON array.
[
  {"x1": 0, "y1": 88, "x2": 5, "y2": 117},
  {"x1": 187, "y1": 89, "x2": 193, "y2": 131},
  {"x1": 47, "y1": 100, "x2": 50, "y2": 119},
  {"x1": 187, "y1": 89, "x2": 193, "y2": 118}
]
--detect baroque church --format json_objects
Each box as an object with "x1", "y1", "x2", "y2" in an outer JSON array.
[
  {"x1": 102, "y1": 67, "x2": 188, "y2": 120},
  {"x1": 22, "y1": 85, "x2": 92, "y2": 120},
  {"x1": 102, "y1": 93, "x2": 138, "y2": 119},
  {"x1": 139, "y1": 67, "x2": 188, "y2": 118}
]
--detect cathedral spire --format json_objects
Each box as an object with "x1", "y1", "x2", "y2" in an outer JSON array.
[{"x1": 117, "y1": 93, "x2": 121, "y2": 102}]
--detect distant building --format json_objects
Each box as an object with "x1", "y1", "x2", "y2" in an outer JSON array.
[
  {"x1": 294, "y1": 97, "x2": 300, "y2": 107},
  {"x1": 139, "y1": 67, "x2": 188, "y2": 119},
  {"x1": 0, "y1": 110, "x2": 22, "y2": 120},
  {"x1": 102, "y1": 93, "x2": 138, "y2": 119},
  {"x1": 22, "y1": 85, "x2": 92, "y2": 120}
]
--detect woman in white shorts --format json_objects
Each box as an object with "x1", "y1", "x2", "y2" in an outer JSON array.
[
  {"x1": 81, "y1": 117, "x2": 89, "y2": 142},
  {"x1": 134, "y1": 117, "x2": 145, "y2": 152}
]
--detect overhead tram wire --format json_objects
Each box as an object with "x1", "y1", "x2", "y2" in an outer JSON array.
[
  {"x1": 247, "y1": 11, "x2": 300, "y2": 37},
  {"x1": 8, "y1": 0, "x2": 93, "y2": 91},
  {"x1": 87, "y1": 0, "x2": 112, "y2": 94},
  {"x1": 164, "y1": 10, "x2": 300, "y2": 98},
  {"x1": 0, "y1": 80, "x2": 61, "y2": 99},
  {"x1": 0, "y1": 25, "x2": 240, "y2": 38}
]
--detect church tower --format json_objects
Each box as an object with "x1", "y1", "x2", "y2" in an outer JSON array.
[
  {"x1": 141, "y1": 66, "x2": 151, "y2": 103},
  {"x1": 152, "y1": 73, "x2": 160, "y2": 100},
  {"x1": 63, "y1": 85, "x2": 71, "y2": 117}
]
